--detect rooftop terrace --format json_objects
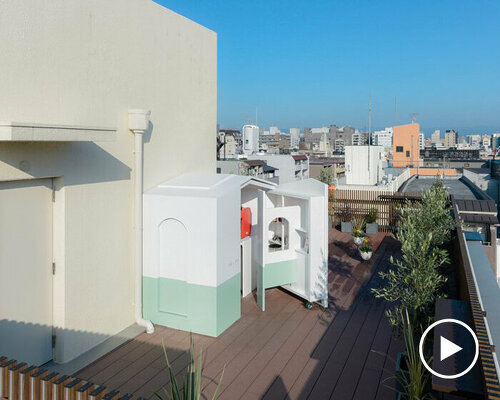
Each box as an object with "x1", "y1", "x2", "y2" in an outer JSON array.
[
  {"x1": 76, "y1": 230, "x2": 404, "y2": 399},
  {"x1": 402, "y1": 176, "x2": 479, "y2": 200}
]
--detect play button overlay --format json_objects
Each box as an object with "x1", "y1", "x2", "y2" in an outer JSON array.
[
  {"x1": 440, "y1": 336, "x2": 462, "y2": 361},
  {"x1": 419, "y1": 318, "x2": 479, "y2": 379}
]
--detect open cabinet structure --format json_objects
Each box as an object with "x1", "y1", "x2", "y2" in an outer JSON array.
[
  {"x1": 256, "y1": 179, "x2": 329, "y2": 311},
  {"x1": 143, "y1": 173, "x2": 328, "y2": 337}
]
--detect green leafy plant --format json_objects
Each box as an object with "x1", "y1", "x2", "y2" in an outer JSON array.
[
  {"x1": 372, "y1": 201, "x2": 448, "y2": 332},
  {"x1": 397, "y1": 309, "x2": 433, "y2": 400},
  {"x1": 352, "y1": 214, "x2": 366, "y2": 231},
  {"x1": 366, "y1": 207, "x2": 378, "y2": 224},
  {"x1": 155, "y1": 336, "x2": 224, "y2": 400},
  {"x1": 336, "y1": 205, "x2": 352, "y2": 222},
  {"x1": 352, "y1": 228, "x2": 365, "y2": 238},
  {"x1": 360, "y1": 243, "x2": 372, "y2": 253},
  {"x1": 372, "y1": 177, "x2": 453, "y2": 332},
  {"x1": 319, "y1": 168, "x2": 334, "y2": 185},
  {"x1": 411, "y1": 177, "x2": 456, "y2": 247}
]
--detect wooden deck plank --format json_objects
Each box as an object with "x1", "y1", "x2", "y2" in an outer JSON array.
[
  {"x1": 285, "y1": 236, "x2": 392, "y2": 400},
  {"x1": 75, "y1": 230, "x2": 402, "y2": 400},
  {"x1": 303, "y1": 241, "x2": 394, "y2": 399},
  {"x1": 217, "y1": 296, "x2": 311, "y2": 399},
  {"x1": 351, "y1": 305, "x2": 395, "y2": 399}
]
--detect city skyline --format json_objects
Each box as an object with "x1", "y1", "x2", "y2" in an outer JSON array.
[{"x1": 159, "y1": 0, "x2": 500, "y2": 134}]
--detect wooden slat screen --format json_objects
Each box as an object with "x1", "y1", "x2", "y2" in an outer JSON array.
[
  {"x1": 329, "y1": 189, "x2": 422, "y2": 232},
  {"x1": 0, "y1": 357, "x2": 146, "y2": 400}
]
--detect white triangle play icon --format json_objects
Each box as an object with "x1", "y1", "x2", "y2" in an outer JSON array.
[{"x1": 440, "y1": 336, "x2": 462, "y2": 361}]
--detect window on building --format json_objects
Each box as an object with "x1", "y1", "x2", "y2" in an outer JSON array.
[
  {"x1": 396, "y1": 146, "x2": 404, "y2": 152},
  {"x1": 406, "y1": 151, "x2": 410, "y2": 157}
]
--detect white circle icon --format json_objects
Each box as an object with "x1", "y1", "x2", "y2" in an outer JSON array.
[{"x1": 419, "y1": 318, "x2": 479, "y2": 379}]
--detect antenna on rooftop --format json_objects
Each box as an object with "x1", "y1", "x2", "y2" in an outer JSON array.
[
  {"x1": 394, "y1": 96, "x2": 398, "y2": 125},
  {"x1": 368, "y1": 93, "x2": 371, "y2": 183},
  {"x1": 255, "y1": 107, "x2": 258, "y2": 126},
  {"x1": 369, "y1": 93, "x2": 372, "y2": 143},
  {"x1": 410, "y1": 113, "x2": 419, "y2": 124}
]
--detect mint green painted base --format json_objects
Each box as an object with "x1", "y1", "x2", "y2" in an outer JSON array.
[
  {"x1": 258, "y1": 260, "x2": 298, "y2": 311},
  {"x1": 143, "y1": 274, "x2": 241, "y2": 337},
  {"x1": 264, "y1": 260, "x2": 298, "y2": 288}
]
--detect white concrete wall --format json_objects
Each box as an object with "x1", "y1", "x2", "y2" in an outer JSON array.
[
  {"x1": 0, "y1": 0, "x2": 216, "y2": 363},
  {"x1": 345, "y1": 146, "x2": 384, "y2": 186}
]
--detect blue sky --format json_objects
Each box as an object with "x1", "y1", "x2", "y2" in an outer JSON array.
[{"x1": 157, "y1": 0, "x2": 500, "y2": 135}]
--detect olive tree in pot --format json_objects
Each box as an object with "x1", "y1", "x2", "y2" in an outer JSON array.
[
  {"x1": 365, "y1": 207, "x2": 379, "y2": 235},
  {"x1": 371, "y1": 208, "x2": 448, "y2": 332}
]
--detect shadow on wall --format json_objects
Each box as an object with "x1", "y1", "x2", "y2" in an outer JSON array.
[
  {"x1": 0, "y1": 319, "x2": 207, "y2": 399},
  {"x1": 0, "y1": 319, "x2": 111, "y2": 367},
  {"x1": 0, "y1": 141, "x2": 131, "y2": 186},
  {"x1": 142, "y1": 120, "x2": 154, "y2": 144}
]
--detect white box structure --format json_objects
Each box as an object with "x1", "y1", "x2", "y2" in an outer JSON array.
[
  {"x1": 143, "y1": 174, "x2": 242, "y2": 336},
  {"x1": 144, "y1": 173, "x2": 329, "y2": 337},
  {"x1": 257, "y1": 179, "x2": 329, "y2": 310}
]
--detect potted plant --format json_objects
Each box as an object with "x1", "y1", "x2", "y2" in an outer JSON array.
[
  {"x1": 395, "y1": 310, "x2": 432, "y2": 400},
  {"x1": 359, "y1": 239, "x2": 372, "y2": 260},
  {"x1": 352, "y1": 228, "x2": 365, "y2": 245},
  {"x1": 365, "y1": 207, "x2": 378, "y2": 235},
  {"x1": 155, "y1": 335, "x2": 224, "y2": 400},
  {"x1": 337, "y1": 206, "x2": 353, "y2": 233}
]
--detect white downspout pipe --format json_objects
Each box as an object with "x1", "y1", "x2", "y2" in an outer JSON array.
[{"x1": 129, "y1": 109, "x2": 154, "y2": 334}]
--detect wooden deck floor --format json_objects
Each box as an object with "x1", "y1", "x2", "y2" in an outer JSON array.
[{"x1": 76, "y1": 230, "x2": 403, "y2": 400}]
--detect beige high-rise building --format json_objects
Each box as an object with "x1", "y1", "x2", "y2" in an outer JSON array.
[
  {"x1": 431, "y1": 130, "x2": 442, "y2": 146},
  {"x1": 444, "y1": 130, "x2": 458, "y2": 148}
]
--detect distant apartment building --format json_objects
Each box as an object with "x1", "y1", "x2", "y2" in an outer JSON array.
[
  {"x1": 309, "y1": 157, "x2": 345, "y2": 182},
  {"x1": 419, "y1": 132, "x2": 425, "y2": 150},
  {"x1": 482, "y1": 135, "x2": 492, "y2": 150},
  {"x1": 319, "y1": 133, "x2": 331, "y2": 153},
  {"x1": 392, "y1": 123, "x2": 421, "y2": 167},
  {"x1": 345, "y1": 146, "x2": 385, "y2": 185},
  {"x1": 269, "y1": 126, "x2": 280, "y2": 137},
  {"x1": 373, "y1": 127, "x2": 393, "y2": 149},
  {"x1": 304, "y1": 126, "x2": 329, "y2": 143},
  {"x1": 431, "y1": 130, "x2": 442, "y2": 146},
  {"x1": 492, "y1": 134, "x2": 500, "y2": 152},
  {"x1": 352, "y1": 132, "x2": 368, "y2": 146},
  {"x1": 467, "y1": 134, "x2": 482, "y2": 148},
  {"x1": 444, "y1": 129, "x2": 458, "y2": 148},
  {"x1": 247, "y1": 154, "x2": 309, "y2": 183},
  {"x1": 217, "y1": 159, "x2": 279, "y2": 183},
  {"x1": 330, "y1": 125, "x2": 358, "y2": 151},
  {"x1": 218, "y1": 132, "x2": 237, "y2": 159},
  {"x1": 290, "y1": 128, "x2": 300, "y2": 149},
  {"x1": 305, "y1": 125, "x2": 358, "y2": 153},
  {"x1": 420, "y1": 148, "x2": 482, "y2": 168}
]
